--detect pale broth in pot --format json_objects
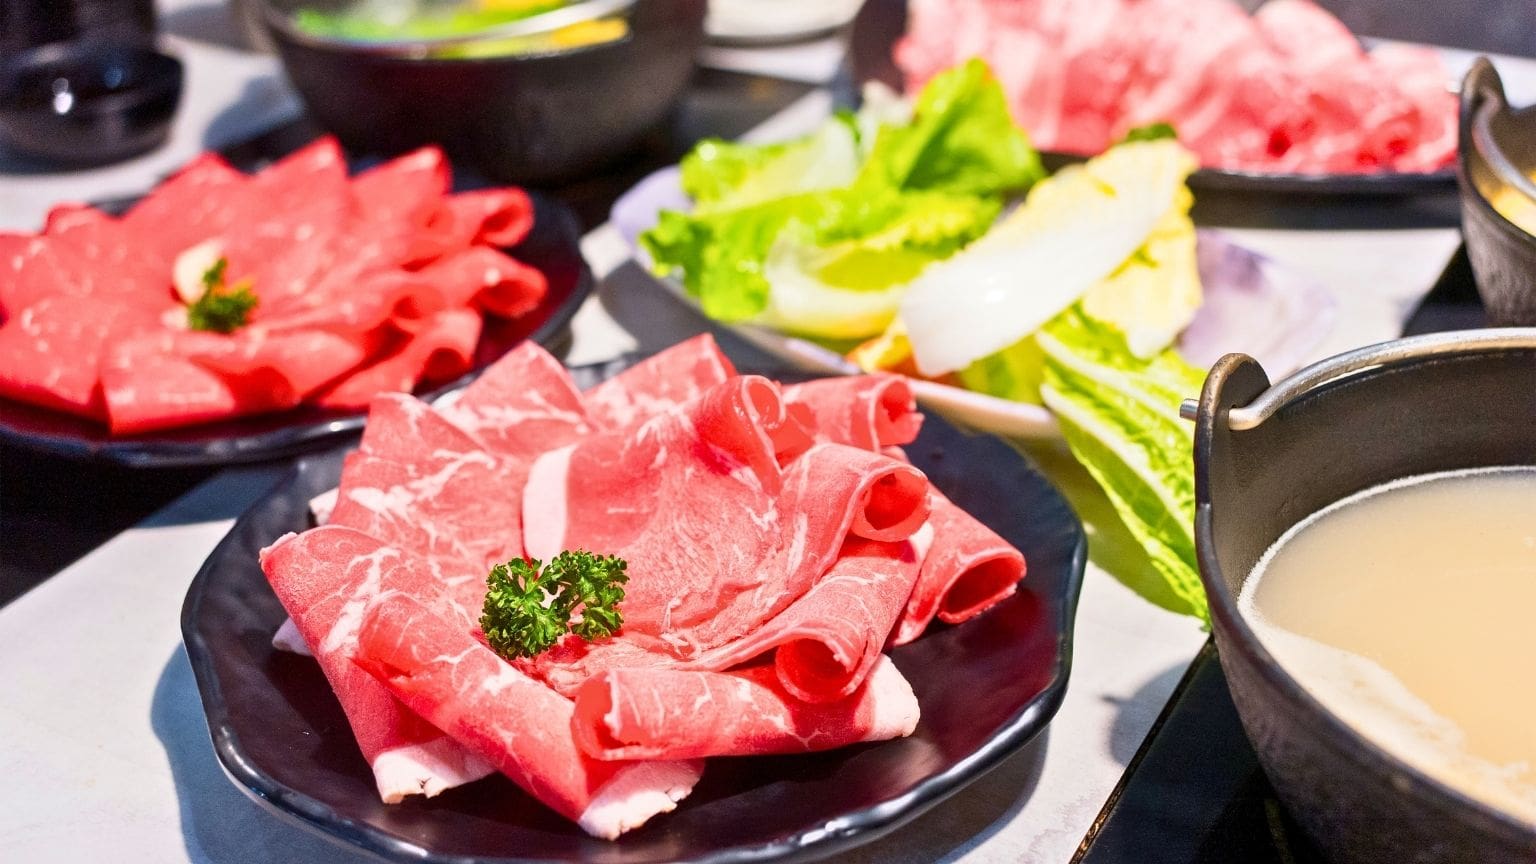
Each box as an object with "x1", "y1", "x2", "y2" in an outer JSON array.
[{"x1": 1241, "y1": 466, "x2": 1536, "y2": 825}]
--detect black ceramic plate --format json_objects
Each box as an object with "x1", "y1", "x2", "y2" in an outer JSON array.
[
  {"x1": 0, "y1": 192, "x2": 592, "y2": 467},
  {"x1": 847, "y1": 0, "x2": 1457, "y2": 199},
  {"x1": 180, "y1": 363, "x2": 1088, "y2": 864}
]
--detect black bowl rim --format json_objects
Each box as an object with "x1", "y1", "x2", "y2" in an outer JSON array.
[
  {"x1": 178, "y1": 386, "x2": 1090, "y2": 864},
  {"x1": 0, "y1": 39, "x2": 184, "y2": 116},
  {"x1": 258, "y1": 0, "x2": 648, "y2": 63},
  {"x1": 0, "y1": 192, "x2": 594, "y2": 467},
  {"x1": 1194, "y1": 347, "x2": 1536, "y2": 845}
]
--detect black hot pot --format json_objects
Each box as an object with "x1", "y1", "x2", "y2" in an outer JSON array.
[{"x1": 1192, "y1": 329, "x2": 1536, "y2": 864}]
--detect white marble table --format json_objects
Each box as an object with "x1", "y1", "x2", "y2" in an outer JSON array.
[{"x1": 1, "y1": 5, "x2": 1533, "y2": 862}]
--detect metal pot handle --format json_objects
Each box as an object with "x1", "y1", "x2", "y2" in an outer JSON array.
[
  {"x1": 1180, "y1": 328, "x2": 1536, "y2": 429},
  {"x1": 1473, "y1": 97, "x2": 1536, "y2": 204}
]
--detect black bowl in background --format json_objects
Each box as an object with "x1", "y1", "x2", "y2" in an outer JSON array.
[
  {"x1": 1458, "y1": 58, "x2": 1536, "y2": 325},
  {"x1": 1193, "y1": 331, "x2": 1536, "y2": 864},
  {"x1": 261, "y1": 0, "x2": 707, "y2": 186},
  {"x1": 0, "y1": 39, "x2": 182, "y2": 167}
]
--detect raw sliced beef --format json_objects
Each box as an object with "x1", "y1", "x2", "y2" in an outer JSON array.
[
  {"x1": 312, "y1": 308, "x2": 482, "y2": 410},
  {"x1": 119, "y1": 152, "x2": 249, "y2": 267},
  {"x1": 1, "y1": 217, "x2": 164, "y2": 316},
  {"x1": 582, "y1": 333, "x2": 738, "y2": 430},
  {"x1": 354, "y1": 586, "x2": 703, "y2": 839},
  {"x1": 0, "y1": 138, "x2": 550, "y2": 433},
  {"x1": 327, "y1": 449, "x2": 515, "y2": 612},
  {"x1": 439, "y1": 341, "x2": 594, "y2": 459},
  {"x1": 415, "y1": 245, "x2": 548, "y2": 318},
  {"x1": 0, "y1": 297, "x2": 156, "y2": 418},
  {"x1": 100, "y1": 327, "x2": 373, "y2": 433},
  {"x1": 520, "y1": 379, "x2": 929, "y2": 696},
  {"x1": 680, "y1": 533, "x2": 929, "y2": 702},
  {"x1": 260, "y1": 340, "x2": 1034, "y2": 838},
  {"x1": 781, "y1": 373, "x2": 1025, "y2": 641},
  {"x1": 894, "y1": 0, "x2": 1456, "y2": 174},
  {"x1": 351, "y1": 146, "x2": 451, "y2": 236},
  {"x1": 355, "y1": 391, "x2": 490, "y2": 467},
  {"x1": 260, "y1": 526, "x2": 495, "y2": 802},
  {"x1": 570, "y1": 655, "x2": 919, "y2": 761},
  {"x1": 891, "y1": 489, "x2": 1027, "y2": 646},
  {"x1": 526, "y1": 377, "x2": 928, "y2": 654},
  {"x1": 329, "y1": 395, "x2": 520, "y2": 611},
  {"x1": 782, "y1": 375, "x2": 922, "y2": 452},
  {"x1": 445, "y1": 187, "x2": 536, "y2": 249}
]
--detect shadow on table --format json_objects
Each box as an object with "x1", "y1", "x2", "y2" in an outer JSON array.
[
  {"x1": 834, "y1": 731, "x2": 1051, "y2": 864},
  {"x1": 1105, "y1": 663, "x2": 1194, "y2": 767},
  {"x1": 588, "y1": 259, "x2": 788, "y2": 371},
  {"x1": 160, "y1": 0, "x2": 259, "y2": 53},
  {"x1": 152, "y1": 644, "x2": 375, "y2": 864}
]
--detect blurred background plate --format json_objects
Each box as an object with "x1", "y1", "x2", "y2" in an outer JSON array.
[
  {"x1": 846, "y1": 0, "x2": 1459, "y2": 203},
  {"x1": 0, "y1": 191, "x2": 593, "y2": 467},
  {"x1": 706, "y1": 0, "x2": 866, "y2": 45}
]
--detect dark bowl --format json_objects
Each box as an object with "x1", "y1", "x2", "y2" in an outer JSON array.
[
  {"x1": 1193, "y1": 330, "x2": 1536, "y2": 864},
  {"x1": 0, "y1": 39, "x2": 182, "y2": 167},
  {"x1": 262, "y1": 0, "x2": 707, "y2": 186},
  {"x1": 1458, "y1": 58, "x2": 1536, "y2": 325}
]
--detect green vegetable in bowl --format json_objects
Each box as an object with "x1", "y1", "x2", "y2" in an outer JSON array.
[
  {"x1": 295, "y1": 0, "x2": 565, "y2": 41},
  {"x1": 642, "y1": 59, "x2": 1044, "y2": 341},
  {"x1": 292, "y1": 0, "x2": 630, "y2": 56}
]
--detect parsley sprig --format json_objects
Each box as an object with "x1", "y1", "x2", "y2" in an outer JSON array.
[
  {"x1": 187, "y1": 257, "x2": 258, "y2": 333},
  {"x1": 480, "y1": 551, "x2": 628, "y2": 660}
]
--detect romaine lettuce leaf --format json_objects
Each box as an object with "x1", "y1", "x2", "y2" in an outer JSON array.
[
  {"x1": 641, "y1": 194, "x2": 832, "y2": 322},
  {"x1": 852, "y1": 58, "x2": 1044, "y2": 198},
  {"x1": 640, "y1": 59, "x2": 1042, "y2": 334},
  {"x1": 1035, "y1": 310, "x2": 1209, "y2": 622},
  {"x1": 955, "y1": 333, "x2": 1048, "y2": 405},
  {"x1": 681, "y1": 118, "x2": 860, "y2": 214}
]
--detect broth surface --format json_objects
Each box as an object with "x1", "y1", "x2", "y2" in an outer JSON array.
[{"x1": 1241, "y1": 466, "x2": 1536, "y2": 825}]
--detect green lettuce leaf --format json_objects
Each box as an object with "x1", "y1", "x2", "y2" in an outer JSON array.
[
  {"x1": 1035, "y1": 309, "x2": 1209, "y2": 622},
  {"x1": 641, "y1": 194, "x2": 832, "y2": 322},
  {"x1": 955, "y1": 333, "x2": 1047, "y2": 406},
  {"x1": 756, "y1": 191, "x2": 999, "y2": 339},
  {"x1": 853, "y1": 58, "x2": 1044, "y2": 198},
  {"x1": 681, "y1": 117, "x2": 860, "y2": 214},
  {"x1": 640, "y1": 59, "x2": 1042, "y2": 334}
]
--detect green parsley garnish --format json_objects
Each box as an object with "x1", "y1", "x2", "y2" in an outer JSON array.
[
  {"x1": 187, "y1": 256, "x2": 258, "y2": 333},
  {"x1": 480, "y1": 551, "x2": 629, "y2": 660}
]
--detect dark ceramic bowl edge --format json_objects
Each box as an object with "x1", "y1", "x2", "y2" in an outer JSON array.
[{"x1": 1193, "y1": 355, "x2": 1536, "y2": 849}]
